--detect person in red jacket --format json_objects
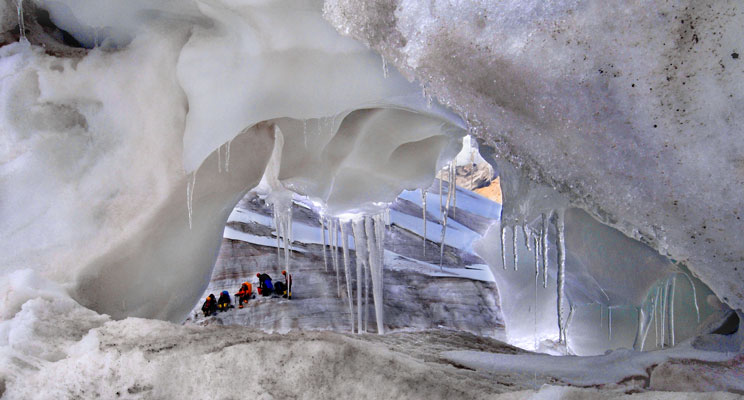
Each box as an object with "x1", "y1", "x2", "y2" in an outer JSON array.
[
  {"x1": 281, "y1": 270, "x2": 292, "y2": 299},
  {"x1": 235, "y1": 282, "x2": 252, "y2": 309}
]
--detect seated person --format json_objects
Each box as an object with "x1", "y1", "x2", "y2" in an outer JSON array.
[
  {"x1": 235, "y1": 282, "x2": 252, "y2": 308},
  {"x1": 217, "y1": 290, "x2": 232, "y2": 311},
  {"x1": 201, "y1": 294, "x2": 217, "y2": 317},
  {"x1": 256, "y1": 273, "x2": 273, "y2": 296}
]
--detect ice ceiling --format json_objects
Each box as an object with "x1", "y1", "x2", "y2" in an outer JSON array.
[{"x1": 0, "y1": 0, "x2": 742, "y2": 338}]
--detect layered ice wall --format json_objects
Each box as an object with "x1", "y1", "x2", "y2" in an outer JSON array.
[
  {"x1": 324, "y1": 0, "x2": 744, "y2": 311},
  {"x1": 0, "y1": 0, "x2": 467, "y2": 321}
]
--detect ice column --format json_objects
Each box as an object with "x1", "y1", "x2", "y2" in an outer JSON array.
[
  {"x1": 329, "y1": 219, "x2": 341, "y2": 297},
  {"x1": 365, "y1": 215, "x2": 385, "y2": 334},
  {"x1": 512, "y1": 225, "x2": 519, "y2": 271},
  {"x1": 500, "y1": 224, "x2": 507, "y2": 270},
  {"x1": 340, "y1": 222, "x2": 354, "y2": 332},
  {"x1": 541, "y1": 213, "x2": 549, "y2": 288}
]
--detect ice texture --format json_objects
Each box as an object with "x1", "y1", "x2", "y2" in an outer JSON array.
[
  {"x1": 0, "y1": 0, "x2": 468, "y2": 321},
  {"x1": 323, "y1": 0, "x2": 744, "y2": 312}
]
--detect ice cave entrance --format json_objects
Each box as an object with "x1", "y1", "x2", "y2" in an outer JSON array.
[{"x1": 194, "y1": 135, "x2": 727, "y2": 357}]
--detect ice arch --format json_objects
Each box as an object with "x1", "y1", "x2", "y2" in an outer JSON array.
[{"x1": 0, "y1": 0, "x2": 466, "y2": 321}]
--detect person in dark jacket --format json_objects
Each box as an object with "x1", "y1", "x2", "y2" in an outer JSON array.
[
  {"x1": 201, "y1": 294, "x2": 217, "y2": 317},
  {"x1": 281, "y1": 270, "x2": 292, "y2": 299},
  {"x1": 217, "y1": 290, "x2": 232, "y2": 311},
  {"x1": 256, "y1": 273, "x2": 273, "y2": 296}
]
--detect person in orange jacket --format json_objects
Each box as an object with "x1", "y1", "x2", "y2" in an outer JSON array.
[
  {"x1": 201, "y1": 294, "x2": 217, "y2": 316},
  {"x1": 235, "y1": 282, "x2": 252, "y2": 308},
  {"x1": 281, "y1": 270, "x2": 292, "y2": 299}
]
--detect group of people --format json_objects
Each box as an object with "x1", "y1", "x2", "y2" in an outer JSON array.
[{"x1": 201, "y1": 270, "x2": 293, "y2": 317}]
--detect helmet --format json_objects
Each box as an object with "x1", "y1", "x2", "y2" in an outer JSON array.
[
  {"x1": 256, "y1": 273, "x2": 261, "y2": 277},
  {"x1": 222, "y1": 291, "x2": 228, "y2": 295},
  {"x1": 281, "y1": 270, "x2": 286, "y2": 275}
]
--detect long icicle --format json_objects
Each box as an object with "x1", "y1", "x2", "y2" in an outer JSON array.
[
  {"x1": 340, "y1": 222, "x2": 354, "y2": 333},
  {"x1": 225, "y1": 140, "x2": 231, "y2": 172},
  {"x1": 283, "y1": 203, "x2": 292, "y2": 277},
  {"x1": 321, "y1": 217, "x2": 328, "y2": 272},
  {"x1": 451, "y1": 163, "x2": 457, "y2": 218},
  {"x1": 555, "y1": 210, "x2": 567, "y2": 345},
  {"x1": 500, "y1": 224, "x2": 507, "y2": 270},
  {"x1": 365, "y1": 215, "x2": 385, "y2": 334},
  {"x1": 655, "y1": 286, "x2": 661, "y2": 348},
  {"x1": 17, "y1": 0, "x2": 25, "y2": 41},
  {"x1": 352, "y1": 219, "x2": 367, "y2": 333},
  {"x1": 332, "y1": 219, "x2": 341, "y2": 298},
  {"x1": 678, "y1": 272, "x2": 700, "y2": 322},
  {"x1": 274, "y1": 205, "x2": 282, "y2": 265},
  {"x1": 186, "y1": 172, "x2": 196, "y2": 229},
  {"x1": 421, "y1": 189, "x2": 427, "y2": 257},
  {"x1": 660, "y1": 281, "x2": 667, "y2": 348},
  {"x1": 541, "y1": 213, "x2": 549, "y2": 288},
  {"x1": 439, "y1": 171, "x2": 443, "y2": 219},
  {"x1": 608, "y1": 306, "x2": 612, "y2": 342},
  {"x1": 669, "y1": 275, "x2": 676, "y2": 346},
  {"x1": 440, "y1": 174, "x2": 454, "y2": 269},
  {"x1": 512, "y1": 225, "x2": 519, "y2": 271}
]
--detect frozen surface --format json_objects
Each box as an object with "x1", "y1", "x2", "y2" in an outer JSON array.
[
  {"x1": 324, "y1": 0, "x2": 744, "y2": 313},
  {"x1": 0, "y1": 0, "x2": 467, "y2": 321}
]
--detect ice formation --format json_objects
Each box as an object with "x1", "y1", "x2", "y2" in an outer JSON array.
[
  {"x1": 0, "y1": 0, "x2": 467, "y2": 321},
  {"x1": 324, "y1": 0, "x2": 744, "y2": 314}
]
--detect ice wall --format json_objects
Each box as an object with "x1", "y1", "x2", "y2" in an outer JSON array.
[
  {"x1": 324, "y1": 0, "x2": 744, "y2": 312},
  {"x1": 0, "y1": 0, "x2": 467, "y2": 321}
]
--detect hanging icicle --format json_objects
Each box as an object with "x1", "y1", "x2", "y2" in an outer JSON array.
[
  {"x1": 351, "y1": 219, "x2": 367, "y2": 333},
  {"x1": 225, "y1": 140, "x2": 232, "y2": 172},
  {"x1": 340, "y1": 222, "x2": 354, "y2": 333},
  {"x1": 500, "y1": 224, "x2": 507, "y2": 270},
  {"x1": 512, "y1": 225, "x2": 519, "y2": 271},
  {"x1": 440, "y1": 170, "x2": 455, "y2": 269},
  {"x1": 17, "y1": 0, "x2": 25, "y2": 42},
  {"x1": 669, "y1": 275, "x2": 676, "y2": 346},
  {"x1": 321, "y1": 217, "x2": 329, "y2": 272},
  {"x1": 330, "y1": 219, "x2": 341, "y2": 298},
  {"x1": 381, "y1": 55, "x2": 389, "y2": 78},
  {"x1": 555, "y1": 210, "x2": 567, "y2": 345},
  {"x1": 274, "y1": 205, "x2": 282, "y2": 264},
  {"x1": 421, "y1": 189, "x2": 427, "y2": 257},
  {"x1": 365, "y1": 215, "x2": 385, "y2": 334},
  {"x1": 541, "y1": 213, "x2": 549, "y2": 288},
  {"x1": 186, "y1": 172, "x2": 196, "y2": 229},
  {"x1": 451, "y1": 162, "x2": 457, "y2": 219}
]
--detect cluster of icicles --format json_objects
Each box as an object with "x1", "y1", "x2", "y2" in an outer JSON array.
[{"x1": 497, "y1": 210, "x2": 701, "y2": 350}]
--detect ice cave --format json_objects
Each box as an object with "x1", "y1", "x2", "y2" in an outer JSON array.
[{"x1": 1, "y1": 0, "x2": 743, "y2": 398}]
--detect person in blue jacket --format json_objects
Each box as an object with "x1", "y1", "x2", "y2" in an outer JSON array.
[{"x1": 257, "y1": 273, "x2": 273, "y2": 296}]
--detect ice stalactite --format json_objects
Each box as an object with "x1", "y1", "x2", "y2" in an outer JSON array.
[
  {"x1": 451, "y1": 163, "x2": 457, "y2": 218},
  {"x1": 320, "y1": 217, "x2": 328, "y2": 272},
  {"x1": 381, "y1": 56, "x2": 388, "y2": 78},
  {"x1": 329, "y1": 218, "x2": 341, "y2": 298},
  {"x1": 225, "y1": 140, "x2": 231, "y2": 172},
  {"x1": 669, "y1": 275, "x2": 676, "y2": 346},
  {"x1": 523, "y1": 225, "x2": 532, "y2": 252},
  {"x1": 186, "y1": 172, "x2": 196, "y2": 229},
  {"x1": 555, "y1": 210, "x2": 567, "y2": 345},
  {"x1": 340, "y1": 222, "x2": 354, "y2": 333},
  {"x1": 541, "y1": 213, "x2": 549, "y2": 288},
  {"x1": 421, "y1": 189, "x2": 427, "y2": 257},
  {"x1": 660, "y1": 283, "x2": 666, "y2": 348},
  {"x1": 17, "y1": 0, "x2": 25, "y2": 41},
  {"x1": 500, "y1": 225, "x2": 507, "y2": 270},
  {"x1": 439, "y1": 172, "x2": 443, "y2": 219},
  {"x1": 351, "y1": 219, "x2": 367, "y2": 334},
  {"x1": 273, "y1": 204, "x2": 281, "y2": 264},
  {"x1": 533, "y1": 234, "x2": 540, "y2": 281},
  {"x1": 677, "y1": 272, "x2": 700, "y2": 323},
  {"x1": 365, "y1": 215, "x2": 385, "y2": 334},
  {"x1": 272, "y1": 201, "x2": 293, "y2": 276},
  {"x1": 439, "y1": 166, "x2": 455, "y2": 269},
  {"x1": 512, "y1": 225, "x2": 519, "y2": 271}
]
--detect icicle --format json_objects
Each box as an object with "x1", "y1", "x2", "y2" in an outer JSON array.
[
  {"x1": 186, "y1": 172, "x2": 196, "y2": 229},
  {"x1": 16, "y1": 0, "x2": 25, "y2": 42},
  {"x1": 669, "y1": 275, "x2": 676, "y2": 346},
  {"x1": 659, "y1": 281, "x2": 669, "y2": 348},
  {"x1": 541, "y1": 213, "x2": 549, "y2": 288},
  {"x1": 500, "y1": 224, "x2": 507, "y2": 270},
  {"x1": 340, "y1": 222, "x2": 354, "y2": 333},
  {"x1": 217, "y1": 144, "x2": 222, "y2": 173},
  {"x1": 365, "y1": 216, "x2": 385, "y2": 334},
  {"x1": 321, "y1": 218, "x2": 328, "y2": 272},
  {"x1": 555, "y1": 210, "x2": 567, "y2": 345},
  {"x1": 282, "y1": 203, "x2": 292, "y2": 275},
  {"x1": 225, "y1": 140, "x2": 231, "y2": 172},
  {"x1": 440, "y1": 173, "x2": 454, "y2": 269},
  {"x1": 678, "y1": 272, "x2": 700, "y2": 323},
  {"x1": 381, "y1": 56, "x2": 389, "y2": 78},
  {"x1": 421, "y1": 189, "x2": 427, "y2": 257},
  {"x1": 451, "y1": 163, "x2": 457, "y2": 219},
  {"x1": 523, "y1": 225, "x2": 532, "y2": 252},
  {"x1": 533, "y1": 234, "x2": 540, "y2": 280},
  {"x1": 512, "y1": 225, "x2": 519, "y2": 271},
  {"x1": 608, "y1": 306, "x2": 613, "y2": 342},
  {"x1": 654, "y1": 286, "x2": 661, "y2": 348},
  {"x1": 330, "y1": 219, "x2": 341, "y2": 298},
  {"x1": 439, "y1": 172, "x2": 443, "y2": 219},
  {"x1": 599, "y1": 304, "x2": 603, "y2": 328},
  {"x1": 274, "y1": 205, "x2": 281, "y2": 264},
  {"x1": 352, "y1": 219, "x2": 367, "y2": 333}
]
